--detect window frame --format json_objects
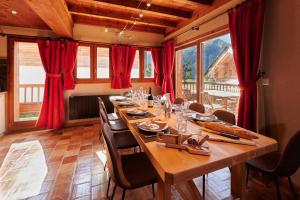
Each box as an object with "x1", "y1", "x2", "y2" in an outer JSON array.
[
  {"x1": 75, "y1": 42, "x2": 111, "y2": 83},
  {"x1": 174, "y1": 26, "x2": 230, "y2": 102},
  {"x1": 75, "y1": 44, "x2": 156, "y2": 83},
  {"x1": 142, "y1": 48, "x2": 155, "y2": 81}
]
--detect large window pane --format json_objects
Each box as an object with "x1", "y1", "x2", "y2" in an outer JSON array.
[
  {"x1": 175, "y1": 46, "x2": 197, "y2": 101},
  {"x1": 202, "y1": 33, "x2": 239, "y2": 115},
  {"x1": 76, "y1": 46, "x2": 91, "y2": 79},
  {"x1": 97, "y1": 47, "x2": 110, "y2": 78},
  {"x1": 131, "y1": 50, "x2": 140, "y2": 78},
  {"x1": 144, "y1": 50, "x2": 154, "y2": 78},
  {"x1": 15, "y1": 42, "x2": 45, "y2": 121}
]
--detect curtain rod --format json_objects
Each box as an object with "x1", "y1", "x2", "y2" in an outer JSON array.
[
  {"x1": 0, "y1": 33, "x2": 161, "y2": 48},
  {"x1": 168, "y1": 0, "x2": 246, "y2": 40}
]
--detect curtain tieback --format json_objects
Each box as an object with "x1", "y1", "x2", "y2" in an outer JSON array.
[
  {"x1": 47, "y1": 73, "x2": 62, "y2": 78},
  {"x1": 239, "y1": 81, "x2": 256, "y2": 90}
]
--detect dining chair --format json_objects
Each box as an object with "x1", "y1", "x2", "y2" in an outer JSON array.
[
  {"x1": 202, "y1": 92, "x2": 223, "y2": 113},
  {"x1": 201, "y1": 110, "x2": 236, "y2": 199},
  {"x1": 102, "y1": 123, "x2": 157, "y2": 200},
  {"x1": 98, "y1": 98, "x2": 128, "y2": 131},
  {"x1": 246, "y1": 130, "x2": 300, "y2": 200},
  {"x1": 174, "y1": 97, "x2": 184, "y2": 104},
  {"x1": 189, "y1": 103, "x2": 205, "y2": 113},
  {"x1": 98, "y1": 97, "x2": 120, "y2": 121},
  {"x1": 213, "y1": 110, "x2": 236, "y2": 125}
]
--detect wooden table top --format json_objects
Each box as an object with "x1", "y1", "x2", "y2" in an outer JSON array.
[{"x1": 111, "y1": 100, "x2": 278, "y2": 185}]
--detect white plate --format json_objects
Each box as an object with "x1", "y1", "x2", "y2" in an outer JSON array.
[{"x1": 138, "y1": 121, "x2": 168, "y2": 133}]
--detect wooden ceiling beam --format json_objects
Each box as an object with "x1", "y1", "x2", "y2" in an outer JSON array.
[
  {"x1": 73, "y1": 15, "x2": 166, "y2": 34},
  {"x1": 93, "y1": 0, "x2": 192, "y2": 19},
  {"x1": 67, "y1": 3, "x2": 177, "y2": 28},
  {"x1": 187, "y1": 0, "x2": 214, "y2": 6},
  {"x1": 23, "y1": 0, "x2": 73, "y2": 38}
]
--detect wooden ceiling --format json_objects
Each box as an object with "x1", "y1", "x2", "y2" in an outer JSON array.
[{"x1": 0, "y1": 0, "x2": 231, "y2": 37}]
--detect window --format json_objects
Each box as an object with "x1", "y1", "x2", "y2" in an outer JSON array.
[
  {"x1": 97, "y1": 47, "x2": 110, "y2": 79},
  {"x1": 76, "y1": 46, "x2": 91, "y2": 79},
  {"x1": 175, "y1": 45, "x2": 197, "y2": 101},
  {"x1": 202, "y1": 34, "x2": 239, "y2": 115},
  {"x1": 131, "y1": 50, "x2": 140, "y2": 79},
  {"x1": 144, "y1": 50, "x2": 154, "y2": 78},
  {"x1": 175, "y1": 32, "x2": 239, "y2": 115},
  {"x1": 14, "y1": 41, "x2": 45, "y2": 121},
  {"x1": 75, "y1": 44, "x2": 157, "y2": 82}
]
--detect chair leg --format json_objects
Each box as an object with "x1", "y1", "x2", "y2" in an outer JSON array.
[
  {"x1": 111, "y1": 183, "x2": 117, "y2": 200},
  {"x1": 246, "y1": 165, "x2": 250, "y2": 188},
  {"x1": 203, "y1": 175, "x2": 205, "y2": 199},
  {"x1": 106, "y1": 176, "x2": 111, "y2": 197},
  {"x1": 121, "y1": 189, "x2": 126, "y2": 200},
  {"x1": 274, "y1": 176, "x2": 281, "y2": 200},
  {"x1": 288, "y1": 176, "x2": 298, "y2": 200},
  {"x1": 152, "y1": 183, "x2": 155, "y2": 198}
]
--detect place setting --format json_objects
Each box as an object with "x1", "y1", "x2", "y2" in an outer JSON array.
[{"x1": 124, "y1": 108, "x2": 156, "y2": 120}]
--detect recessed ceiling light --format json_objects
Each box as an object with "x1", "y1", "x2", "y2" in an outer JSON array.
[
  {"x1": 11, "y1": 10, "x2": 17, "y2": 15},
  {"x1": 146, "y1": 3, "x2": 151, "y2": 7},
  {"x1": 119, "y1": 31, "x2": 124, "y2": 35},
  {"x1": 104, "y1": 28, "x2": 108, "y2": 32},
  {"x1": 134, "y1": 21, "x2": 137, "y2": 25},
  {"x1": 139, "y1": 13, "x2": 143, "y2": 18}
]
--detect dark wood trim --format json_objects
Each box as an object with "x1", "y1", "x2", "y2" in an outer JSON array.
[{"x1": 187, "y1": 0, "x2": 213, "y2": 6}]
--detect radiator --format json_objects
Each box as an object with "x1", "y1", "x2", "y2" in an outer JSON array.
[{"x1": 69, "y1": 94, "x2": 118, "y2": 120}]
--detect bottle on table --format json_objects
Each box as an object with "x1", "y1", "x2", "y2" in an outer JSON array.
[{"x1": 148, "y1": 87, "x2": 154, "y2": 108}]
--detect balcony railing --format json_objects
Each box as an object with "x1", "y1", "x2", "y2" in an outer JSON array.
[
  {"x1": 19, "y1": 84, "x2": 44, "y2": 104},
  {"x1": 19, "y1": 84, "x2": 44, "y2": 118},
  {"x1": 182, "y1": 81, "x2": 240, "y2": 93}
]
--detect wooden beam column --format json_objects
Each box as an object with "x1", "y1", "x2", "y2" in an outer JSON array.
[{"x1": 23, "y1": 0, "x2": 73, "y2": 38}]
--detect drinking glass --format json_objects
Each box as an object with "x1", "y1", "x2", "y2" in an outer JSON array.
[
  {"x1": 176, "y1": 114, "x2": 188, "y2": 134},
  {"x1": 153, "y1": 98, "x2": 161, "y2": 116}
]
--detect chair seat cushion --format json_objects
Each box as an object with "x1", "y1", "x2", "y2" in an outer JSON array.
[
  {"x1": 114, "y1": 131, "x2": 138, "y2": 149},
  {"x1": 121, "y1": 153, "x2": 157, "y2": 189},
  {"x1": 247, "y1": 151, "x2": 281, "y2": 173},
  {"x1": 109, "y1": 119, "x2": 128, "y2": 131},
  {"x1": 108, "y1": 113, "x2": 120, "y2": 121}
]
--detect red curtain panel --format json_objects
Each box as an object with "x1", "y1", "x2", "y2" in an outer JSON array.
[
  {"x1": 36, "y1": 40, "x2": 65, "y2": 129},
  {"x1": 162, "y1": 40, "x2": 175, "y2": 102},
  {"x1": 111, "y1": 45, "x2": 123, "y2": 89},
  {"x1": 122, "y1": 46, "x2": 136, "y2": 88},
  {"x1": 229, "y1": 0, "x2": 265, "y2": 131},
  {"x1": 62, "y1": 41, "x2": 79, "y2": 90},
  {"x1": 150, "y1": 47, "x2": 163, "y2": 87}
]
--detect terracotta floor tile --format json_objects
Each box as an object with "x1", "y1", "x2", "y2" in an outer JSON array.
[
  {"x1": 80, "y1": 145, "x2": 92, "y2": 151},
  {"x1": 72, "y1": 182, "x2": 92, "y2": 199},
  {"x1": 62, "y1": 155, "x2": 78, "y2": 164}
]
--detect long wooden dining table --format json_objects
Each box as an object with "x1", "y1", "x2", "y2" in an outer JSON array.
[{"x1": 110, "y1": 98, "x2": 278, "y2": 200}]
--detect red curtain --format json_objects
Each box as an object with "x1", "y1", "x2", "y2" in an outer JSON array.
[
  {"x1": 229, "y1": 0, "x2": 265, "y2": 131},
  {"x1": 111, "y1": 46, "x2": 123, "y2": 89},
  {"x1": 162, "y1": 40, "x2": 175, "y2": 102},
  {"x1": 151, "y1": 47, "x2": 163, "y2": 87},
  {"x1": 111, "y1": 45, "x2": 136, "y2": 89},
  {"x1": 122, "y1": 46, "x2": 136, "y2": 88},
  {"x1": 36, "y1": 40, "x2": 65, "y2": 129},
  {"x1": 62, "y1": 41, "x2": 79, "y2": 90}
]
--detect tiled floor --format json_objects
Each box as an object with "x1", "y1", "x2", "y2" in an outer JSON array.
[{"x1": 0, "y1": 124, "x2": 298, "y2": 200}]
